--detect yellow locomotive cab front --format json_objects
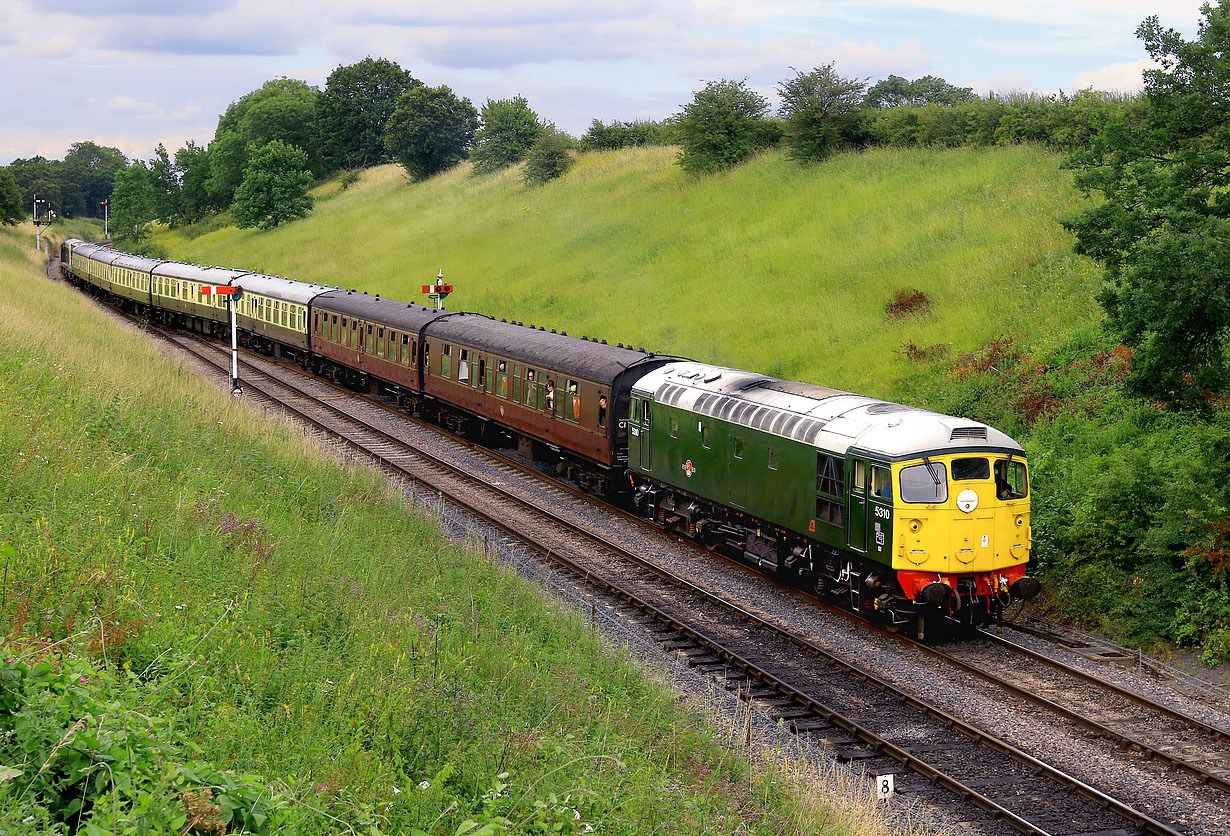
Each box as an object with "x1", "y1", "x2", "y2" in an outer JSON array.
[{"x1": 890, "y1": 453, "x2": 1037, "y2": 611}]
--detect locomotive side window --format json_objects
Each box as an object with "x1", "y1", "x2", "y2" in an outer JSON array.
[
  {"x1": 952, "y1": 457, "x2": 990, "y2": 481},
  {"x1": 733, "y1": 437, "x2": 744, "y2": 459},
  {"x1": 441, "y1": 344, "x2": 452, "y2": 379},
  {"x1": 994, "y1": 459, "x2": 1028, "y2": 499},
  {"x1": 669, "y1": 417, "x2": 678, "y2": 438},
  {"x1": 767, "y1": 447, "x2": 778, "y2": 470},
  {"x1": 701, "y1": 424, "x2": 711, "y2": 449},
  {"x1": 816, "y1": 453, "x2": 845, "y2": 526},
  {"x1": 900, "y1": 463, "x2": 948, "y2": 504}
]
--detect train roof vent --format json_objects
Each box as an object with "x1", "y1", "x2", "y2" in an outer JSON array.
[
  {"x1": 950, "y1": 426, "x2": 988, "y2": 441},
  {"x1": 865, "y1": 402, "x2": 914, "y2": 415}
]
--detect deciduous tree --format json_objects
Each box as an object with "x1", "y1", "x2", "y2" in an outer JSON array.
[
  {"x1": 319, "y1": 57, "x2": 421, "y2": 171},
  {"x1": 1064, "y1": 1, "x2": 1230, "y2": 408},
  {"x1": 109, "y1": 162, "x2": 158, "y2": 244},
  {"x1": 471, "y1": 96, "x2": 545, "y2": 174},
  {"x1": 384, "y1": 85, "x2": 479, "y2": 181},
  {"x1": 777, "y1": 64, "x2": 867, "y2": 163},
  {"x1": 0, "y1": 168, "x2": 22, "y2": 226},
  {"x1": 232, "y1": 140, "x2": 314, "y2": 230},
  {"x1": 676, "y1": 79, "x2": 777, "y2": 173}
]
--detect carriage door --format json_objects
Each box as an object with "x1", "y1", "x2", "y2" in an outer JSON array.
[
  {"x1": 847, "y1": 458, "x2": 868, "y2": 553},
  {"x1": 628, "y1": 395, "x2": 652, "y2": 472}
]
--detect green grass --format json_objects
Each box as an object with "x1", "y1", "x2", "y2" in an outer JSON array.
[
  {"x1": 155, "y1": 144, "x2": 1100, "y2": 398},
  {"x1": 0, "y1": 225, "x2": 892, "y2": 832}
]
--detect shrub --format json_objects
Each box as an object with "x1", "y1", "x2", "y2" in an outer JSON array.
[
  {"x1": 522, "y1": 132, "x2": 576, "y2": 186},
  {"x1": 884, "y1": 288, "x2": 931, "y2": 318}
]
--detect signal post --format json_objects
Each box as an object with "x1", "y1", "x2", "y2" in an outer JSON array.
[
  {"x1": 422, "y1": 269, "x2": 453, "y2": 310},
  {"x1": 202, "y1": 283, "x2": 244, "y2": 396}
]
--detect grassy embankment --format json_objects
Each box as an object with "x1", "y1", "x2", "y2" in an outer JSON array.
[
  {"x1": 0, "y1": 223, "x2": 894, "y2": 833},
  {"x1": 154, "y1": 145, "x2": 1230, "y2": 667},
  {"x1": 156, "y1": 144, "x2": 1099, "y2": 398}
]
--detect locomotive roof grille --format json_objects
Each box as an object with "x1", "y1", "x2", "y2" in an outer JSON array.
[{"x1": 950, "y1": 426, "x2": 988, "y2": 440}]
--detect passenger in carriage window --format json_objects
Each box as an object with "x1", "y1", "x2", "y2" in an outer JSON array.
[{"x1": 545, "y1": 379, "x2": 555, "y2": 413}]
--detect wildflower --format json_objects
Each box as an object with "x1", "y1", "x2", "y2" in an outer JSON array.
[
  {"x1": 419, "y1": 781, "x2": 430, "y2": 789},
  {"x1": 583, "y1": 826, "x2": 593, "y2": 833},
  {"x1": 573, "y1": 809, "x2": 580, "y2": 820},
  {"x1": 316, "y1": 783, "x2": 326, "y2": 792},
  {"x1": 78, "y1": 675, "x2": 88, "y2": 684},
  {"x1": 392, "y1": 787, "x2": 401, "y2": 795}
]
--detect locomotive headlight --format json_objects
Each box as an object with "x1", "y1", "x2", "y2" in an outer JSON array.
[
  {"x1": 908, "y1": 519, "x2": 922, "y2": 533},
  {"x1": 1015, "y1": 514, "x2": 1025, "y2": 528}
]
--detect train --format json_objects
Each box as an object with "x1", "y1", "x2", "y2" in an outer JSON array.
[{"x1": 60, "y1": 238, "x2": 1040, "y2": 634}]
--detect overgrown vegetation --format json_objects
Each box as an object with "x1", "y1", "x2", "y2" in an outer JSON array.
[{"x1": 0, "y1": 226, "x2": 877, "y2": 833}]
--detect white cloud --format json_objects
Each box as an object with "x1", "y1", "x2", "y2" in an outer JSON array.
[
  {"x1": 1073, "y1": 57, "x2": 1156, "y2": 93},
  {"x1": 969, "y1": 72, "x2": 1034, "y2": 95}
]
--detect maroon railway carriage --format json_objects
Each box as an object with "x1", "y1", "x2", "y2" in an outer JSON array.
[{"x1": 309, "y1": 291, "x2": 672, "y2": 491}]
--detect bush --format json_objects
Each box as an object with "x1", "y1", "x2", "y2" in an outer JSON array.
[
  {"x1": 522, "y1": 132, "x2": 576, "y2": 186},
  {"x1": 676, "y1": 79, "x2": 778, "y2": 173},
  {"x1": 0, "y1": 653, "x2": 302, "y2": 834}
]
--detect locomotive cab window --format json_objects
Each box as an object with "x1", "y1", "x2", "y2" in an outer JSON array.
[
  {"x1": 871, "y1": 465, "x2": 892, "y2": 500},
  {"x1": 995, "y1": 459, "x2": 1028, "y2": 500},
  {"x1": 900, "y1": 462, "x2": 948, "y2": 504},
  {"x1": 952, "y1": 457, "x2": 990, "y2": 481}
]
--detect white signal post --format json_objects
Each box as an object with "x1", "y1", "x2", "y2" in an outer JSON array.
[
  {"x1": 422, "y1": 269, "x2": 454, "y2": 311},
  {"x1": 203, "y1": 283, "x2": 243, "y2": 396},
  {"x1": 100, "y1": 200, "x2": 109, "y2": 240}
]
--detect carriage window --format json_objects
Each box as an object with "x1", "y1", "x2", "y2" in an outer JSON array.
[
  {"x1": 377, "y1": 327, "x2": 386, "y2": 358},
  {"x1": 545, "y1": 379, "x2": 556, "y2": 413},
  {"x1": 900, "y1": 463, "x2": 948, "y2": 504},
  {"x1": 388, "y1": 331, "x2": 398, "y2": 363},
  {"x1": 994, "y1": 459, "x2": 1028, "y2": 500},
  {"x1": 365, "y1": 324, "x2": 374, "y2": 353},
  {"x1": 565, "y1": 379, "x2": 579, "y2": 421},
  {"x1": 497, "y1": 361, "x2": 508, "y2": 399},
  {"x1": 479, "y1": 359, "x2": 487, "y2": 391},
  {"x1": 598, "y1": 393, "x2": 607, "y2": 428},
  {"x1": 525, "y1": 369, "x2": 538, "y2": 406},
  {"x1": 953, "y1": 457, "x2": 990, "y2": 481},
  {"x1": 458, "y1": 349, "x2": 470, "y2": 383},
  {"x1": 513, "y1": 365, "x2": 522, "y2": 403},
  {"x1": 441, "y1": 344, "x2": 452, "y2": 379},
  {"x1": 871, "y1": 466, "x2": 892, "y2": 500}
]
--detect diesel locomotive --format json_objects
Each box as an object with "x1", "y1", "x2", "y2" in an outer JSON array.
[{"x1": 60, "y1": 238, "x2": 1040, "y2": 633}]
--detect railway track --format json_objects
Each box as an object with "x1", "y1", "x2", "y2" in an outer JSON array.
[{"x1": 142, "y1": 325, "x2": 1185, "y2": 836}]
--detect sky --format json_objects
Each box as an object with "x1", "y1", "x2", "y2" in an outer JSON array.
[{"x1": 0, "y1": 0, "x2": 1211, "y2": 166}]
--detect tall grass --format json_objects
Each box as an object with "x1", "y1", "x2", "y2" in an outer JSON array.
[
  {"x1": 0, "y1": 226, "x2": 902, "y2": 833},
  {"x1": 156, "y1": 144, "x2": 1100, "y2": 398}
]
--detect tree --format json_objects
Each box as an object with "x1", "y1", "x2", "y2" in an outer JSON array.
[
  {"x1": 0, "y1": 168, "x2": 22, "y2": 226},
  {"x1": 522, "y1": 130, "x2": 575, "y2": 186},
  {"x1": 149, "y1": 143, "x2": 182, "y2": 224},
  {"x1": 579, "y1": 119, "x2": 671, "y2": 151},
  {"x1": 384, "y1": 85, "x2": 479, "y2": 181},
  {"x1": 1063, "y1": 1, "x2": 1230, "y2": 408},
  {"x1": 62, "y1": 141, "x2": 127, "y2": 217},
  {"x1": 109, "y1": 162, "x2": 158, "y2": 244},
  {"x1": 777, "y1": 64, "x2": 867, "y2": 163},
  {"x1": 318, "y1": 57, "x2": 421, "y2": 171},
  {"x1": 206, "y1": 79, "x2": 322, "y2": 207},
  {"x1": 676, "y1": 79, "x2": 777, "y2": 173},
  {"x1": 470, "y1": 96, "x2": 545, "y2": 174},
  {"x1": 865, "y1": 74, "x2": 976, "y2": 108},
  {"x1": 232, "y1": 140, "x2": 314, "y2": 230},
  {"x1": 175, "y1": 141, "x2": 212, "y2": 224}
]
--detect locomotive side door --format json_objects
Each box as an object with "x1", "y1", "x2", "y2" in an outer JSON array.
[{"x1": 847, "y1": 458, "x2": 868, "y2": 553}]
